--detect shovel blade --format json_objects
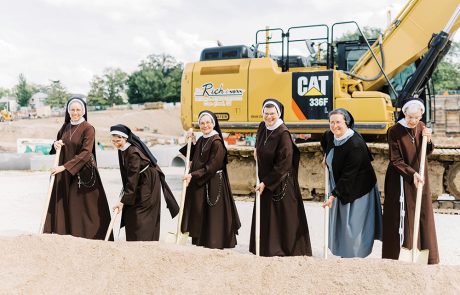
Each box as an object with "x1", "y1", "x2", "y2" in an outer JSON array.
[
  {"x1": 166, "y1": 231, "x2": 189, "y2": 245},
  {"x1": 399, "y1": 247, "x2": 429, "y2": 264}
]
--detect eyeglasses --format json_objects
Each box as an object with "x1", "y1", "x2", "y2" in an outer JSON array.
[
  {"x1": 263, "y1": 112, "x2": 277, "y2": 117},
  {"x1": 111, "y1": 138, "x2": 125, "y2": 144}
]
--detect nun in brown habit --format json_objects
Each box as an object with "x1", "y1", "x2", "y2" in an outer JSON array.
[
  {"x1": 250, "y1": 99, "x2": 312, "y2": 256},
  {"x1": 382, "y1": 98, "x2": 439, "y2": 264},
  {"x1": 45, "y1": 96, "x2": 111, "y2": 240},
  {"x1": 179, "y1": 110, "x2": 241, "y2": 249},
  {"x1": 110, "y1": 124, "x2": 179, "y2": 241}
]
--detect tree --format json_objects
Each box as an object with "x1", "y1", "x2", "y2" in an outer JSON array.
[
  {"x1": 163, "y1": 65, "x2": 183, "y2": 102},
  {"x1": 45, "y1": 81, "x2": 69, "y2": 107},
  {"x1": 15, "y1": 74, "x2": 33, "y2": 107},
  {"x1": 432, "y1": 41, "x2": 460, "y2": 92},
  {"x1": 87, "y1": 68, "x2": 128, "y2": 106},
  {"x1": 87, "y1": 75, "x2": 107, "y2": 106},
  {"x1": 127, "y1": 54, "x2": 183, "y2": 104},
  {"x1": 104, "y1": 68, "x2": 128, "y2": 105},
  {"x1": 0, "y1": 87, "x2": 12, "y2": 98}
]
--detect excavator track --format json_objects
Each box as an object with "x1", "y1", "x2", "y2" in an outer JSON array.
[{"x1": 226, "y1": 142, "x2": 460, "y2": 207}]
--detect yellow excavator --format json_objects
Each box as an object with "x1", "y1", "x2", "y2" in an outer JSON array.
[
  {"x1": 0, "y1": 109, "x2": 13, "y2": 122},
  {"x1": 180, "y1": 0, "x2": 460, "y2": 199}
]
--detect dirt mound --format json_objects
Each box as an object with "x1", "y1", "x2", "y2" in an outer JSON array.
[{"x1": 0, "y1": 235, "x2": 459, "y2": 294}]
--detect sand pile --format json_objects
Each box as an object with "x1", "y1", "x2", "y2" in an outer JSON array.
[{"x1": 0, "y1": 235, "x2": 459, "y2": 294}]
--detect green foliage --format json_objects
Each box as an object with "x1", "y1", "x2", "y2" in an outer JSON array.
[
  {"x1": 87, "y1": 75, "x2": 106, "y2": 106},
  {"x1": 0, "y1": 87, "x2": 12, "y2": 98},
  {"x1": 45, "y1": 81, "x2": 70, "y2": 107},
  {"x1": 31, "y1": 84, "x2": 50, "y2": 94},
  {"x1": 127, "y1": 54, "x2": 183, "y2": 104},
  {"x1": 432, "y1": 41, "x2": 460, "y2": 92},
  {"x1": 87, "y1": 68, "x2": 128, "y2": 106},
  {"x1": 104, "y1": 68, "x2": 128, "y2": 105},
  {"x1": 15, "y1": 74, "x2": 33, "y2": 107}
]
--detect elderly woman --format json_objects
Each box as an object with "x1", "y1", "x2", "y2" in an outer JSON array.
[
  {"x1": 321, "y1": 108, "x2": 382, "y2": 258},
  {"x1": 250, "y1": 99, "x2": 312, "y2": 257},
  {"x1": 180, "y1": 110, "x2": 240, "y2": 249},
  {"x1": 382, "y1": 98, "x2": 439, "y2": 264},
  {"x1": 110, "y1": 124, "x2": 179, "y2": 241},
  {"x1": 44, "y1": 97, "x2": 111, "y2": 240}
]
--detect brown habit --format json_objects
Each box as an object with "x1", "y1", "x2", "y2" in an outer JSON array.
[
  {"x1": 119, "y1": 145, "x2": 163, "y2": 241},
  {"x1": 44, "y1": 121, "x2": 111, "y2": 240},
  {"x1": 250, "y1": 123, "x2": 312, "y2": 256},
  {"x1": 382, "y1": 121, "x2": 439, "y2": 264},
  {"x1": 180, "y1": 134, "x2": 241, "y2": 249}
]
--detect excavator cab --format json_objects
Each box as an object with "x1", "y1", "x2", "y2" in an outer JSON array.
[{"x1": 335, "y1": 38, "x2": 377, "y2": 71}]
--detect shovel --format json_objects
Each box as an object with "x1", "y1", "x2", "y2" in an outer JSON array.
[
  {"x1": 167, "y1": 129, "x2": 192, "y2": 245},
  {"x1": 104, "y1": 189, "x2": 124, "y2": 241},
  {"x1": 39, "y1": 147, "x2": 62, "y2": 234},
  {"x1": 323, "y1": 165, "x2": 330, "y2": 259},
  {"x1": 255, "y1": 159, "x2": 261, "y2": 256},
  {"x1": 399, "y1": 135, "x2": 429, "y2": 264}
]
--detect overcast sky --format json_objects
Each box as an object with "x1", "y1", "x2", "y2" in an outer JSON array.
[{"x1": 0, "y1": 0, "x2": 457, "y2": 94}]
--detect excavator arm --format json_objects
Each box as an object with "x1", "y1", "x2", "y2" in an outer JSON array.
[
  {"x1": 397, "y1": 4, "x2": 460, "y2": 103},
  {"x1": 350, "y1": 0, "x2": 460, "y2": 93}
]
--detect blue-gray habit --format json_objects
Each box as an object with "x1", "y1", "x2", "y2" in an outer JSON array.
[{"x1": 326, "y1": 132, "x2": 383, "y2": 258}]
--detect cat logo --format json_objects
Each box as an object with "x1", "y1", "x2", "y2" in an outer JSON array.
[
  {"x1": 297, "y1": 75, "x2": 329, "y2": 96},
  {"x1": 292, "y1": 71, "x2": 333, "y2": 120}
]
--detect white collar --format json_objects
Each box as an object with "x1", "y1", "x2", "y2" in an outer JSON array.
[
  {"x1": 397, "y1": 118, "x2": 412, "y2": 128},
  {"x1": 120, "y1": 142, "x2": 131, "y2": 151},
  {"x1": 70, "y1": 117, "x2": 85, "y2": 125},
  {"x1": 265, "y1": 119, "x2": 284, "y2": 131},
  {"x1": 334, "y1": 128, "x2": 354, "y2": 141},
  {"x1": 202, "y1": 130, "x2": 218, "y2": 138}
]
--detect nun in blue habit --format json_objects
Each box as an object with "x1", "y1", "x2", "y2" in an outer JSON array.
[{"x1": 321, "y1": 108, "x2": 382, "y2": 258}]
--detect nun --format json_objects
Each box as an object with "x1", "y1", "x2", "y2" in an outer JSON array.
[
  {"x1": 382, "y1": 98, "x2": 439, "y2": 264},
  {"x1": 250, "y1": 99, "x2": 312, "y2": 257},
  {"x1": 45, "y1": 96, "x2": 112, "y2": 240},
  {"x1": 110, "y1": 124, "x2": 179, "y2": 241},
  {"x1": 321, "y1": 108, "x2": 383, "y2": 258},
  {"x1": 179, "y1": 110, "x2": 241, "y2": 249}
]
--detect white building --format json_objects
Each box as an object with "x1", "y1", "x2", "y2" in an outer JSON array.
[
  {"x1": 0, "y1": 96, "x2": 18, "y2": 112},
  {"x1": 29, "y1": 92, "x2": 48, "y2": 109}
]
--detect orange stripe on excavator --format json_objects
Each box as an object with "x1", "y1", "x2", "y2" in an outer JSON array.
[{"x1": 291, "y1": 99, "x2": 307, "y2": 120}]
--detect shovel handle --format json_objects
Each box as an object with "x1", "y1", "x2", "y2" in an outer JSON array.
[
  {"x1": 176, "y1": 128, "x2": 193, "y2": 244},
  {"x1": 104, "y1": 188, "x2": 124, "y2": 241},
  {"x1": 411, "y1": 135, "x2": 428, "y2": 262},
  {"x1": 104, "y1": 207, "x2": 120, "y2": 241},
  {"x1": 324, "y1": 165, "x2": 329, "y2": 259},
  {"x1": 39, "y1": 147, "x2": 62, "y2": 234},
  {"x1": 255, "y1": 157, "x2": 261, "y2": 256}
]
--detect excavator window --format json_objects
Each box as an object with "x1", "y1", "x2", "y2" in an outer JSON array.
[
  {"x1": 389, "y1": 63, "x2": 417, "y2": 101},
  {"x1": 336, "y1": 39, "x2": 376, "y2": 71}
]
